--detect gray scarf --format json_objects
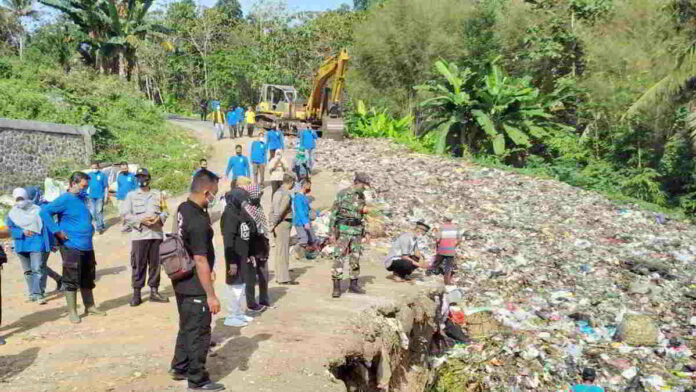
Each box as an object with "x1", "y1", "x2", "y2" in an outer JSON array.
[{"x1": 8, "y1": 201, "x2": 43, "y2": 234}]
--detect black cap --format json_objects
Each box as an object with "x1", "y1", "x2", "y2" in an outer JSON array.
[
  {"x1": 582, "y1": 367, "x2": 596, "y2": 381},
  {"x1": 354, "y1": 172, "x2": 371, "y2": 186},
  {"x1": 416, "y1": 220, "x2": 430, "y2": 231},
  {"x1": 135, "y1": 168, "x2": 150, "y2": 177}
]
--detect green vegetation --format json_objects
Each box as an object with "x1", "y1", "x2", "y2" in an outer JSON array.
[
  {"x1": 0, "y1": 57, "x2": 206, "y2": 192},
  {"x1": 2, "y1": 0, "x2": 696, "y2": 211}
]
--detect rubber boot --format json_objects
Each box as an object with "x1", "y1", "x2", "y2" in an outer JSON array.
[
  {"x1": 332, "y1": 279, "x2": 341, "y2": 298},
  {"x1": 130, "y1": 288, "x2": 142, "y2": 307},
  {"x1": 65, "y1": 291, "x2": 81, "y2": 324},
  {"x1": 149, "y1": 288, "x2": 169, "y2": 303},
  {"x1": 81, "y1": 289, "x2": 106, "y2": 316},
  {"x1": 349, "y1": 279, "x2": 366, "y2": 294}
]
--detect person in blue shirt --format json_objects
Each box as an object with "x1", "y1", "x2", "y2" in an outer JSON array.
[
  {"x1": 299, "y1": 127, "x2": 319, "y2": 170},
  {"x1": 292, "y1": 179, "x2": 317, "y2": 249},
  {"x1": 250, "y1": 129, "x2": 268, "y2": 187},
  {"x1": 226, "y1": 144, "x2": 250, "y2": 180},
  {"x1": 235, "y1": 106, "x2": 245, "y2": 138},
  {"x1": 41, "y1": 171, "x2": 107, "y2": 324},
  {"x1": 87, "y1": 161, "x2": 110, "y2": 235},
  {"x1": 570, "y1": 368, "x2": 604, "y2": 392},
  {"x1": 266, "y1": 125, "x2": 285, "y2": 160},
  {"x1": 116, "y1": 161, "x2": 137, "y2": 232},
  {"x1": 227, "y1": 106, "x2": 238, "y2": 139},
  {"x1": 6, "y1": 187, "x2": 58, "y2": 304}
]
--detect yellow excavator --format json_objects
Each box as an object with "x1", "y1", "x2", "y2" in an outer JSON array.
[{"x1": 255, "y1": 49, "x2": 349, "y2": 140}]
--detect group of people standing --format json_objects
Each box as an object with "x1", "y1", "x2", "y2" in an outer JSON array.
[{"x1": 201, "y1": 99, "x2": 256, "y2": 142}]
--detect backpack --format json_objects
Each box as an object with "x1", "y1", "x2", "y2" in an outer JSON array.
[{"x1": 159, "y1": 209, "x2": 195, "y2": 281}]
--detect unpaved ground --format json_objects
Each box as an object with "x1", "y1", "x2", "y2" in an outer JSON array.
[{"x1": 0, "y1": 118, "x2": 431, "y2": 392}]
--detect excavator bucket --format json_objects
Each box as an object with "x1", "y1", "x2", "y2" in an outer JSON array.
[{"x1": 322, "y1": 116, "x2": 345, "y2": 141}]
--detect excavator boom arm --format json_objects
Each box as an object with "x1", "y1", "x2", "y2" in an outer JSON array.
[{"x1": 306, "y1": 49, "x2": 350, "y2": 119}]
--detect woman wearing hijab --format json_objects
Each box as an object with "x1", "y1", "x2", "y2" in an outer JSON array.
[
  {"x1": 240, "y1": 185, "x2": 271, "y2": 311},
  {"x1": 220, "y1": 186, "x2": 256, "y2": 327},
  {"x1": 5, "y1": 188, "x2": 56, "y2": 304}
]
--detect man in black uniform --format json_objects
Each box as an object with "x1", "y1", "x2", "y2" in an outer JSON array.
[{"x1": 169, "y1": 169, "x2": 224, "y2": 391}]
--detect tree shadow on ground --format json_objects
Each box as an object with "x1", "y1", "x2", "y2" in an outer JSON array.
[
  {"x1": 0, "y1": 347, "x2": 40, "y2": 381},
  {"x1": 94, "y1": 266, "x2": 127, "y2": 282},
  {"x1": 208, "y1": 325, "x2": 272, "y2": 380},
  {"x1": 0, "y1": 307, "x2": 66, "y2": 340}
]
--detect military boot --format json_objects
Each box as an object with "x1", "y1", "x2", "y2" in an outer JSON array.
[
  {"x1": 81, "y1": 289, "x2": 107, "y2": 316},
  {"x1": 149, "y1": 288, "x2": 169, "y2": 303},
  {"x1": 349, "y1": 279, "x2": 365, "y2": 294},
  {"x1": 65, "y1": 291, "x2": 81, "y2": 324},
  {"x1": 332, "y1": 279, "x2": 341, "y2": 298},
  {"x1": 130, "y1": 288, "x2": 142, "y2": 307}
]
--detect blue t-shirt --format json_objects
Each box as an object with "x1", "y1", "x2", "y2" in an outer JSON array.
[
  {"x1": 250, "y1": 141, "x2": 267, "y2": 164},
  {"x1": 267, "y1": 130, "x2": 284, "y2": 150},
  {"x1": 236, "y1": 107, "x2": 244, "y2": 122},
  {"x1": 40, "y1": 192, "x2": 94, "y2": 251},
  {"x1": 572, "y1": 385, "x2": 604, "y2": 392},
  {"x1": 227, "y1": 110, "x2": 238, "y2": 125},
  {"x1": 88, "y1": 170, "x2": 109, "y2": 200},
  {"x1": 116, "y1": 172, "x2": 137, "y2": 200},
  {"x1": 292, "y1": 193, "x2": 311, "y2": 226},
  {"x1": 299, "y1": 129, "x2": 318, "y2": 150},
  {"x1": 5, "y1": 216, "x2": 52, "y2": 253},
  {"x1": 226, "y1": 155, "x2": 250, "y2": 179}
]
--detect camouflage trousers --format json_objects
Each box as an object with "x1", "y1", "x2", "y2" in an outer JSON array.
[{"x1": 331, "y1": 234, "x2": 362, "y2": 280}]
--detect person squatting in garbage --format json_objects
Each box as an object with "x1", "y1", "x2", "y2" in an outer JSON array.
[
  {"x1": 120, "y1": 168, "x2": 170, "y2": 306},
  {"x1": 328, "y1": 172, "x2": 372, "y2": 298},
  {"x1": 40, "y1": 171, "x2": 107, "y2": 324},
  {"x1": 383, "y1": 221, "x2": 431, "y2": 281}
]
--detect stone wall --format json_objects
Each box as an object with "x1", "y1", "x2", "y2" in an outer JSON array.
[{"x1": 0, "y1": 118, "x2": 95, "y2": 193}]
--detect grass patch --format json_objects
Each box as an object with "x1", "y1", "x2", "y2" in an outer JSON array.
[{"x1": 0, "y1": 59, "x2": 207, "y2": 194}]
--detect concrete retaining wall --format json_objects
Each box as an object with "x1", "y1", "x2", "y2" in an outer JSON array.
[{"x1": 0, "y1": 118, "x2": 95, "y2": 193}]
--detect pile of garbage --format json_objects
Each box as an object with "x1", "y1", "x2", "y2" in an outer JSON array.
[{"x1": 317, "y1": 138, "x2": 696, "y2": 391}]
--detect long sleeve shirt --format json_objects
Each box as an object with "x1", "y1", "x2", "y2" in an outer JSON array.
[
  {"x1": 226, "y1": 155, "x2": 250, "y2": 178},
  {"x1": 116, "y1": 172, "x2": 137, "y2": 200},
  {"x1": 120, "y1": 188, "x2": 168, "y2": 241},
  {"x1": 299, "y1": 129, "x2": 318, "y2": 150},
  {"x1": 292, "y1": 193, "x2": 311, "y2": 227},
  {"x1": 40, "y1": 193, "x2": 94, "y2": 251},
  {"x1": 267, "y1": 130, "x2": 285, "y2": 150},
  {"x1": 270, "y1": 188, "x2": 292, "y2": 227},
  {"x1": 88, "y1": 170, "x2": 109, "y2": 200},
  {"x1": 5, "y1": 216, "x2": 52, "y2": 253},
  {"x1": 249, "y1": 141, "x2": 268, "y2": 164}
]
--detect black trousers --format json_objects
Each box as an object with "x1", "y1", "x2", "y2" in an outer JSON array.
[
  {"x1": 171, "y1": 293, "x2": 212, "y2": 387},
  {"x1": 247, "y1": 124, "x2": 254, "y2": 137},
  {"x1": 131, "y1": 239, "x2": 162, "y2": 289},
  {"x1": 387, "y1": 258, "x2": 418, "y2": 278},
  {"x1": 245, "y1": 258, "x2": 269, "y2": 307},
  {"x1": 59, "y1": 247, "x2": 96, "y2": 291}
]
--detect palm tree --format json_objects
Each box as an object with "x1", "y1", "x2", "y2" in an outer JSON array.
[{"x1": 0, "y1": 0, "x2": 37, "y2": 59}]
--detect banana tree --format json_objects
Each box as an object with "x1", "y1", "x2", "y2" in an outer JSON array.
[
  {"x1": 0, "y1": 0, "x2": 37, "y2": 59},
  {"x1": 417, "y1": 59, "x2": 566, "y2": 160}
]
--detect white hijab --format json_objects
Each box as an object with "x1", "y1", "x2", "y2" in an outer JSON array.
[{"x1": 8, "y1": 188, "x2": 43, "y2": 234}]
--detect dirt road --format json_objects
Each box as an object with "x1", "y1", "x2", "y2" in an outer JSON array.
[{"x1": 0, "y1": 119, "x2": 428, "y2": 392}]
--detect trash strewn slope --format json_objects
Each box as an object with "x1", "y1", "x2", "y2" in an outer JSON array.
[{"x1": 319, "y1": 138, "x2": 696, "y2": 392}]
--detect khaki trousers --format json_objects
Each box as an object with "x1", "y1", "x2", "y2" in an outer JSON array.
[{"x1": 272, "y1": 221, "x2": 292, "y2": 283}]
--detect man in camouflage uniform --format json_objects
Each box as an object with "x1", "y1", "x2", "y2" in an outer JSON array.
[{"x1": 328, "y1": 172, "x2": 371, "y2": 298}]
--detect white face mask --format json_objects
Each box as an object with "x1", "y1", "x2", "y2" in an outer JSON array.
[
  {"x1": 205, "y1": 191, "x2": 218, "y2": 208},
  {"x1": 16, "y1": 200, "x2": 31, "y2": 209}
]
